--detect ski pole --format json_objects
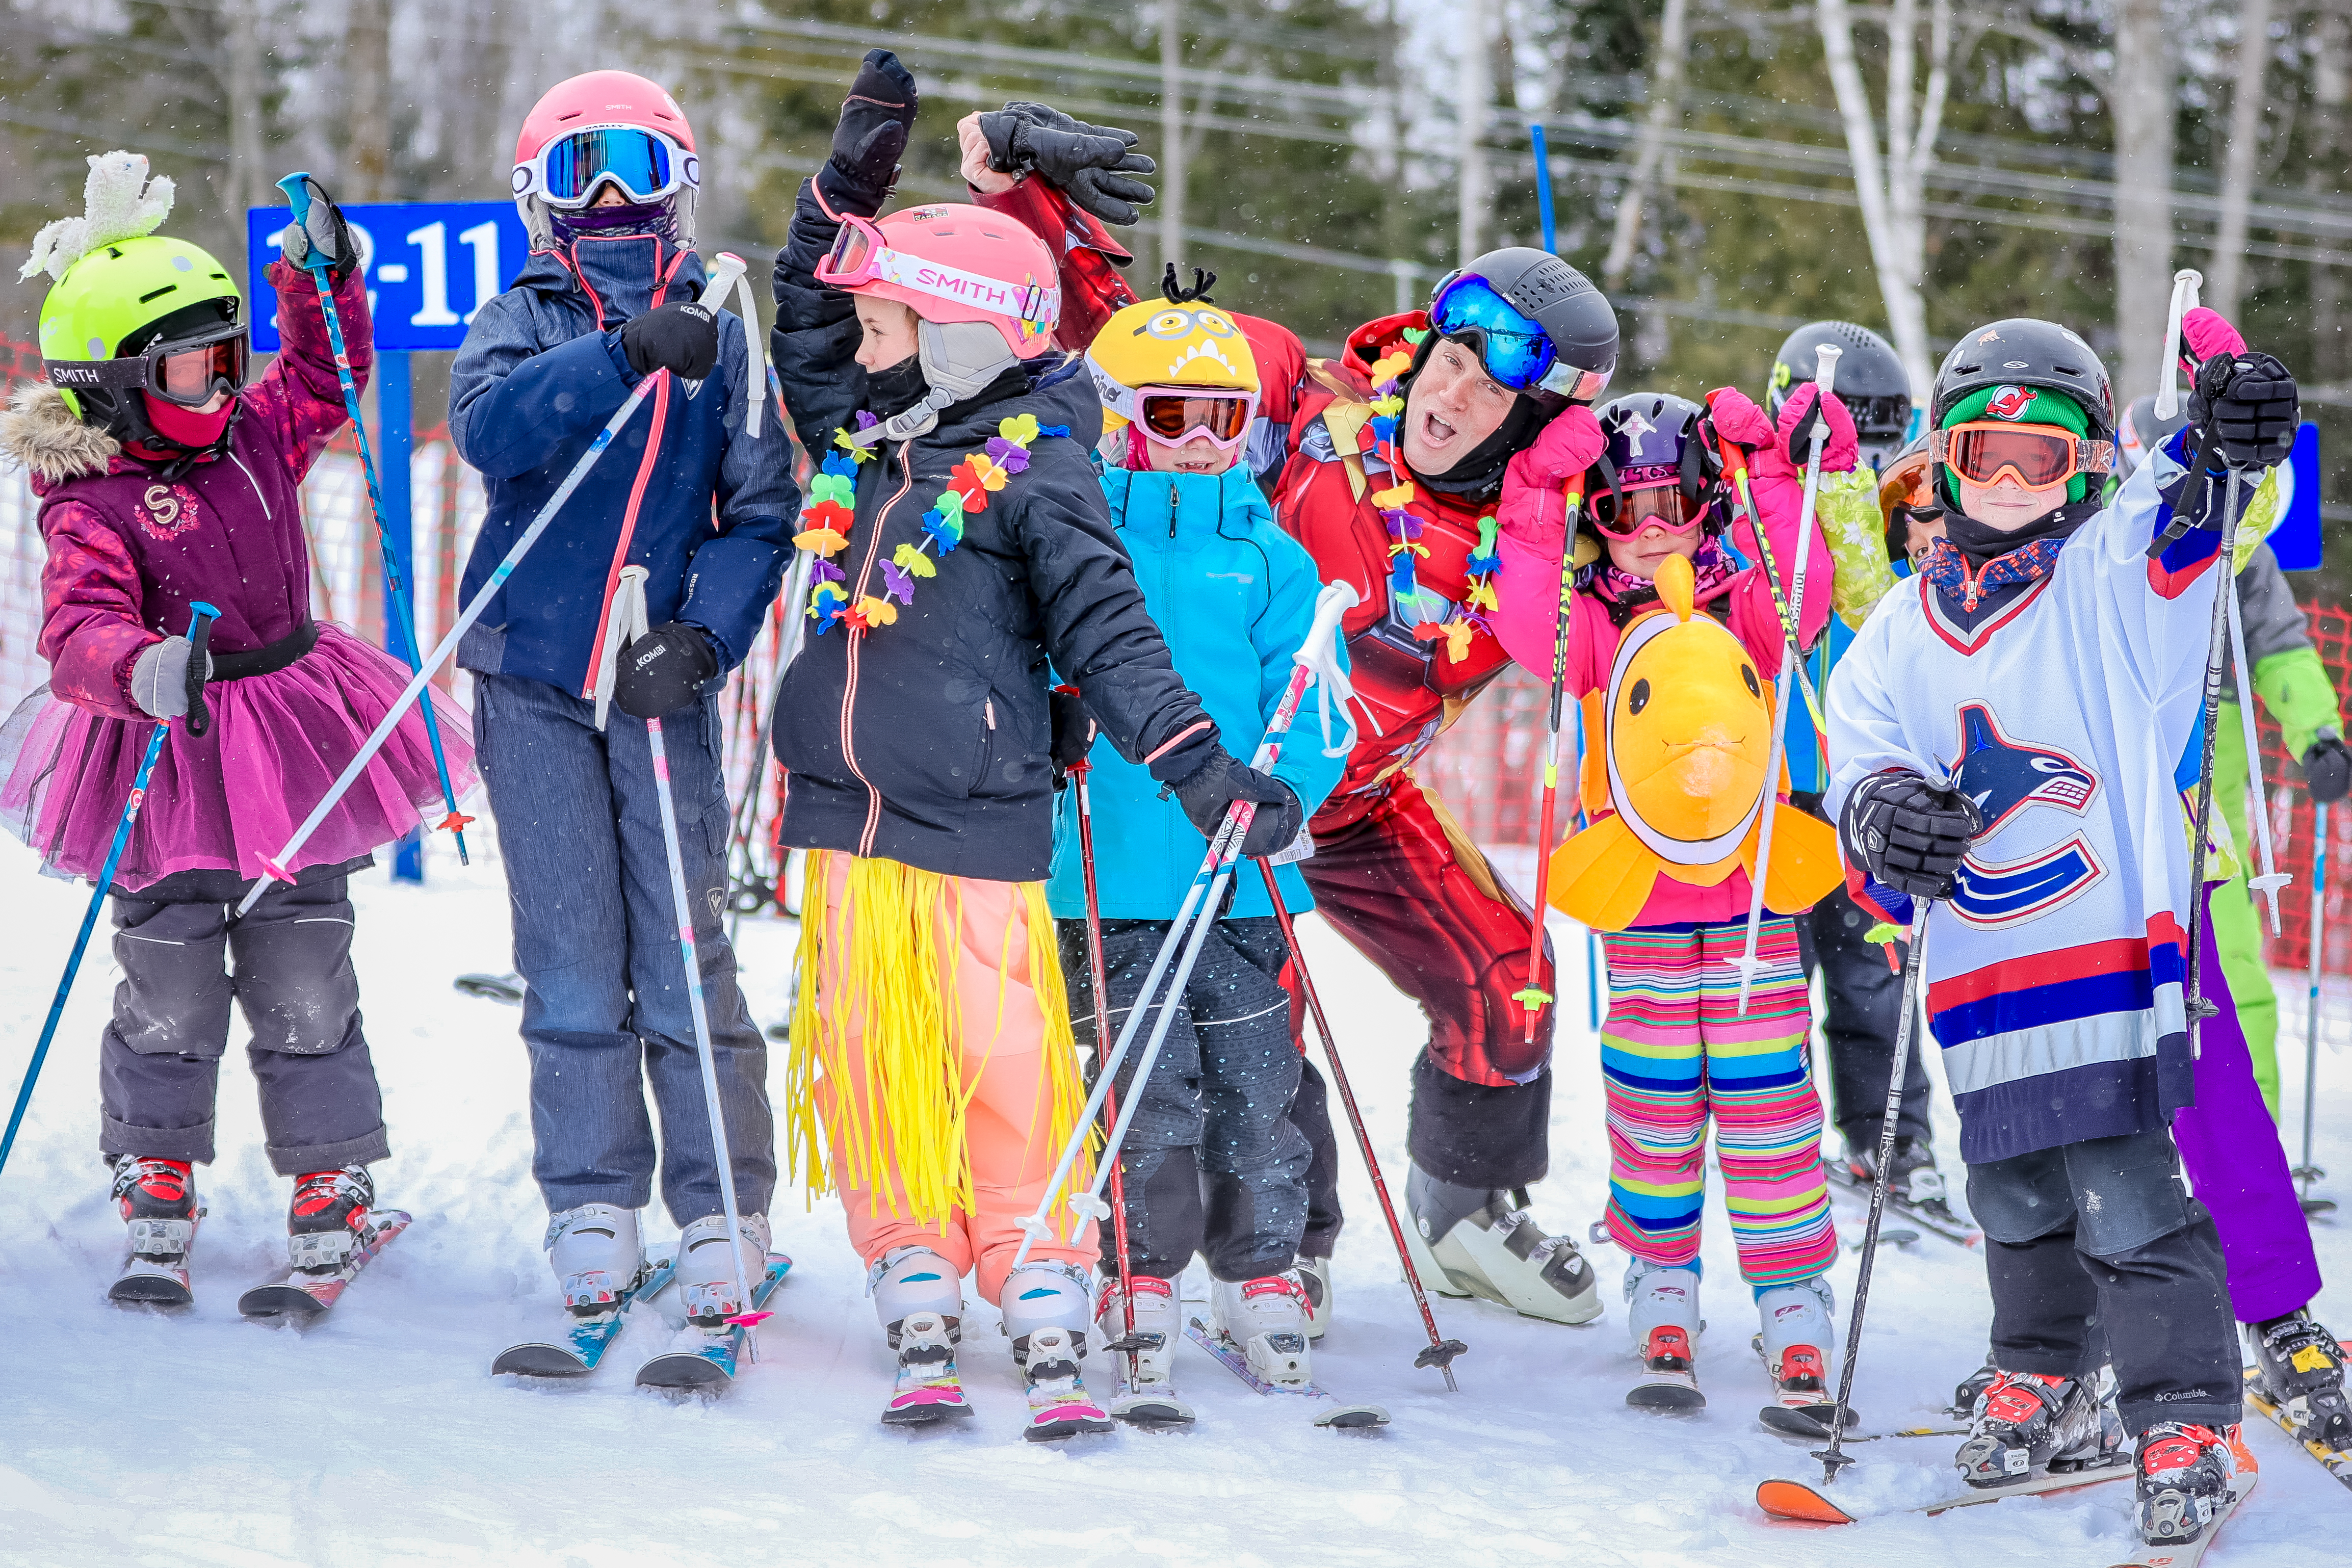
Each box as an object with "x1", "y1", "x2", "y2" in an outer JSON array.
[
  {"x1": 2154, "y1": 269, "x2": 2203, "y2": 421},
  {"x1": 1513, "y1": 485, "x2": 1584, "y2": 1044},
  {"x1": 1816, "y1": 897, "x2": 1933, "y2": 1484},
  {"x1": 1710, "y1": 424, "x2": 1827, "y2": 734},
  {"x1": 1, "y1": 603, "x2": 220, "y2": 1180},
  {"x1": 234, "y1": 253, "x2": 753, "y2": 917},
  {"x1": 275, "y1": 173, "x2": 473, "y2": 865},
  {"x1": 1066, "y1": 733, "x2": 1144, "y2": 1384},
  {"x1": 725, "y1": 556, "x2": 814, "y2": 940},
  {"x1": 1531, "y1": 122, "x2": 1558, "y2": 254},
  {"x1": 1731, "y1": 343, "x2": 1840, "y2": 1013},
  {"x1": 1258, "y1": 858, "x2": 1469, "y2": 1390},
  {"x1": 2295, "y1": 798, "x2": 2331, "y2": 1208},
  {"x1": 2223, "y1": 567, "x2": 2290, "y2": 931},
  {"x1": 2183, "y1": 464, "x2": 2253, "y2": 1051},
  {"x1": 1009, "y1": 582, "x2": 1360, "y2": 1272}
]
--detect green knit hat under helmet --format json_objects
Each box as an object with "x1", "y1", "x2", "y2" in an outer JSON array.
[{"x1": 1940, "y1": 382, "x2": 2093, "y2": 502}]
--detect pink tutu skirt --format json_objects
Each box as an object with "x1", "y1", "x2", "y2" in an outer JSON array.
[{"x1": 0, "y1": 623, "x2": 479, "y2": 892}]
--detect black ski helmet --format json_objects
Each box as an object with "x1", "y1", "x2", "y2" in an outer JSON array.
[
  {"x1": 1768, "y1": 320, "x2": 1913, "y2": 467},
  {"x1": 2114, "y1": 392, "x2": 2189, "y2": 479},
  {"x1": 1428, "y1": 247, "x2": 1621, "y2": 412},
  {"x1": 1587, "y1": 391, "x2": 1723, "y2": 535},
  {"x1": 1931, "y1": 318, "x2": 2115, "y2": 441}
]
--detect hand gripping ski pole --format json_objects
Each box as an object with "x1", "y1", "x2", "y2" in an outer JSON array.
[
  {"x1": 2184, "y1": 463, "x2": 2254, "y2": 1052},
  {"x1": 275, "y1": 173, "x2": 473, "y2": 864},
  {"x1": 2, "y1": 603, "x2": 220, "y2": 1179},
  {"x1": 2295, "y1": 799, "x2": 2332, "y2": 1212},
  {"x1": 1710, "y1": 416, "x2": 1826, "y2": 735},
  {"x1": 1815, "y1": 898, "x2": 1933, "y2": 1484},
  {"x1": 2223, "y1": 565, "x2": 2291, "y2": 932},
  {"x1": 1259, "y1": 858, "x2": 1468, "y2": 1390},
  {"x1": 1514, "y1": 486, "x2": 1584, "y2": 1042},
  {"x1": 1731, "y1": 343, "x2": 1840, "y2": 1014},
  {"x1": 1007, "y1": 582, "x2": 1361, "y2": 1274},
  {"x1": 234, "y1": 254, "x2": 753, "y2": 917}
]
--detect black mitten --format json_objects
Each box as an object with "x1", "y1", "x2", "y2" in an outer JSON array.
[
  {"x1": 2304, "y1": 733, "x2": 2351, "y2": 806},
  {"x1": 1840, "y1": 771, "x2": 1981, "y2": 900},
  {"x1": 614, "y1": 623, "x2": 720, "y2": 718},
  {"x1": 620, "y1": 302, "x2": 719, "y2": 380},
  {"x1": 1169, "y1": 745, "x2": 1304, "y2": 858},
  {"x1": 829, "y1": 49, "x2": 919, "y2": 203},
  {"x1": 1050, "y1": 685, "x2": 1094, "y2": 790}
]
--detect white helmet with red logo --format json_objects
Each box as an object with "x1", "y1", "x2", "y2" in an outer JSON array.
[{"x1": 512, "y1": 70, "x2": 699, "y2": 249}]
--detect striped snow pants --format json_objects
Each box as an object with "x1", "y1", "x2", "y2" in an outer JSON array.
[{"x1": 1599, "y1": 918, "x2": 1836, "y2": 1290}]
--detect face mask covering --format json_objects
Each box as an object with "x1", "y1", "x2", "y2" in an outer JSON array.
[
  {"x1": 865, "y1": 355, "x2": 929, "y2": 421},
  {"x1": 551, "y1": 198, "x2": 676, "y2": 244},
  {"x1": 139, "y1": 390, "x2": 236, "y2": 451}
]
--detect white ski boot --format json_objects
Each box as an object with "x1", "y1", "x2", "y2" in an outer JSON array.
[
  {"x1": 1754, "y1": 1275, "x2": 1852, "y2": 1433},
  {"x1": 1001, "y1": 1261, "x2": 1112, "y2": 1440},
  {"x1": 1625, "y1": 1259, "x2": 1704, "y2": 1412},
  {"x1": 675, "y1": 1211, "x2": 770, "y2": 1326},
  {"x1": 869, "y1": 1245, "x2": 963, "y2": 1345},
  {"x1": 546, "y1": 1203, "x2": 645, "y2": 1316},
  {"x1": 1209, "y1": 1273, "x2": 1316, "y2": 1389},
  {"x1": 1096, "y1": 1273, "x2": 1194, "y2": 1422},
  {"x1": 1401, "y1": 1165, "x2": 1601, "y2": 1324},
  {"x1": 1294, "y1": 1255, "x2": 1335, "y2": 1340}
]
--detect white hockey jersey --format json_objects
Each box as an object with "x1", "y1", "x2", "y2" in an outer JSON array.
[{"x1": 1826, "y1": 440, "x2": 2238, "y2": 1163}]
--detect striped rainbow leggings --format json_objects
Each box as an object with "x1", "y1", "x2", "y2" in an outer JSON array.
[{"x1": 1599, "y1": 917, "x2": 1835, "y2": 1290}]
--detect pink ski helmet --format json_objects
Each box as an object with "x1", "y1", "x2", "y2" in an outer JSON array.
[
  {"x1": 512, "y1": 71, "x2": 698, "y2": 248},
  {"x1": 817, "y1": 203, "x2": 1061, "y2": 360}
]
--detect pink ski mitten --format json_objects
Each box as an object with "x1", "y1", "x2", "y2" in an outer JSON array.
[
  {"x1": 1497, "y1": 404, "x2": 1605, "y2": 545},
  {"x1": 2179, "y1": 306, "x2": 2247, "y2": 372}
]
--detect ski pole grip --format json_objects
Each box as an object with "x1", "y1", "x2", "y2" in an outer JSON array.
[
  {"x1": 182, "y1": 601, "x2": 221, "y2": 739},
  {"x1": 273, "y1": 173, "x2": 332, "y2": 275},
  {"x1": 1812, "y1": 342, "x2": 1841, "y2": 400},
  {"x1": 699, "y1": 252, "x2": 749, "y2": 310},
  {"x1": 1298, "y1": 580, "x2": 1359, "y2": 670},
  {"x1": 2157, "y1": 269, "x2": 2203, "y2": 420}
]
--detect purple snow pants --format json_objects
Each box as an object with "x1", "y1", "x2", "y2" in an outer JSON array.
[{"x1": 2171, "y1": 887, "x2": 2324, "y2": 1324}]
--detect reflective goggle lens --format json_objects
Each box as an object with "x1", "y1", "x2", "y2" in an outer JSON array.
[
  {"x1": 543, "y1": 128, "x2": 673, "y2": 204},
  {"x1": 1593, "y1": 485, "x2": 1703, "y2": 539},
  {"x1": 1429, "y1": 275, "x2": 1557, "y2": 393},
  {"x1": 820, "y1": 221, "x2": 879, "y2": 283},
  {"x1": 155, "y1": 338, "x2": 241, "y2": 402},
  {"x1": 1941, "y1": 423, "x2": 2079, "y2": 490},
  {"x1": 1140, "y1": 393, "x2": 1250, "y2": 445}
]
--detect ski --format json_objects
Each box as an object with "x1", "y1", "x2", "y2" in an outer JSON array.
[
  {"x1": 1018, "y1": 1325, "x2": 1115, "y2": 1442},
  {"x1": 237, "y1": 1208, "x2": 411, "y2": 1324},
  {"x1": 1184, "y1": 1316, "x2": 1389, "y2": 1429},
  {"x1": 2242, "y1": 1363, "x2": 2352, "y2": 1492},
  {"x1": 2103, "y1": 1442, "x2": 2258, "y2": 1568},
  {"x1": 108, "y1": 1209, "x2": 204, "y2": 1308},
  {"x1": 880, "y1": 1311, "x2": 972, "y2": 1427},
  {"x1": 1759, "y1": 1407, "x2": 1961, "y2": 1443},
  {"x1": 1751, "y1": 1333, "x2": 1859, "y2": 1440},
  {"x1": 492, "y1": 1257, "x2": 677, "y2": 1377},
  {"x1": 633, "y1": 1252, "x2": 792, "y2": 1391},
  {"x1": 1756, "y1": 1453, "x2": 2132, "y2": 1524},
  {"x1": 1824, "y1": 1159, "x2": 1981, "y2": 1248}
]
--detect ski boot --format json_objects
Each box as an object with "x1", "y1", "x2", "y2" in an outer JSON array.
[
  {"x1": 1294, "y1": 1255, "x2": 1334, "y2": 1340},
  {"x1": 1953, "y1": 1371, "x2": 2115, "y2": 1486},
  {"x1": 2248, "y1": 1308, "x2": 2352, "y2": 1451},
  {"x1": 1951, "y1": 1355, "x2": 1999, "y2": 1417},
  {"x1": 546, "y1": 1202, "x2": 646, "y2": 1315},
  {"x1": 2134, "y1": 1421, "x2": 2241, "y2": 1546},
  {"x1": 1001, "y1": 1261, "x2": 1112, "y2": 1441},
  {"x1": 1625, "y1": 1258, "x2": 1704, "y2": 1412},
  {"x1": 1843, "y1": 1135, "x2": 1956, "y2": 1214},
  {"x1": 1209, "y1": 1273, "x2": 1316, "y2": 1389},
  {"x1": 288, "y1": 1166, "x2": 377, "y2": 1277},
  {"x1": 870, "y1": 1245, "x2": 963, "y2": 1346},
  {"x1": 675, "y1": 1211, "x2": 771, "y2": 1326},
  {"x1": 1754, "y1": 1275, "x2": 1853, "y2": 1433},
  {"x1": 1401, "y1": 1165, "x2": 1601, "y2": 1325},
  {"x1": 108, "y1": 1155, "x2": 200, "y2": 1305},
  {"x1": 883, "y1": 1311, "x2": 971, "y2": 1426},
  {"x1": 1095, "y1": 1273, "x2": 1179, "y2": 1387}
]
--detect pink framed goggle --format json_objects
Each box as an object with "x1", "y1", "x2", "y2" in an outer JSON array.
[
  {"x1": 1133, "y1": 385, "x2": 1257, "y2": 452},
  {"x1": 815, "y1": 215, "x2": 1058, "y2": 333}
]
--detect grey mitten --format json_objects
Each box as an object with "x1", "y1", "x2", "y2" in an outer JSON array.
[
  {"x1": 130, "y1": 636, "x2": 212, "y2": 720},
  {"x1": 278, "y1": 174, "x2": 359, "y2": 285}
]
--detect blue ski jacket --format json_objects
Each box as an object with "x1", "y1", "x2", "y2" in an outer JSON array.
[
  {"x1": 448, "y1": 233, "x2": 794, "y2": 695},
  {"x1": 1047, "y1": 465, "x2": 1348, "y2": 922}
]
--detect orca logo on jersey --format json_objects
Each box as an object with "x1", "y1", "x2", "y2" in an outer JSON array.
[
  {"x1": 1985, "y1": 385, "x2": 2037, "y2": 421},
  {"x1": 1948, "y1": 701, "x2": 2105, "y2": 929}
]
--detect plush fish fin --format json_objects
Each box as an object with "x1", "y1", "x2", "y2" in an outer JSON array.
[
  {"x1": 1747, "y1": 801, "x2": 1843, "y2": 914},
  {"x1": 1548, "y1": 815, "x2": 1661, "y2": 932}
]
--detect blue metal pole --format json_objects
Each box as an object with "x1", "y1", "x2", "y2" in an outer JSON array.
[
  {"x1": 379, "y1": 349, "x2": 423, "y2": 883},
  {"x1": 1531, "y1": 123, "x2": 1558, "y2": 255}
]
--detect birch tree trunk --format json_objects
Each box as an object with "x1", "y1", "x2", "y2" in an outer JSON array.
[
  {"x1": 347, "y1": 0, "x2": 391, "y2": 202},
  {"x1": 225, "y1": 0, "x2": 266, "y2": 271},
  {"x1": 1161, "y1": 0, "x2": 1185, "y2": 275},
  {"x1": 2311, "y1": 6, "x2": 2348, "y2": 384},
  {"x1": 2206, "y1": 0, "x2": 2274, "y2": 319},
  {"x1": 1458, "y1": 0, "x2": 1490, "y2": 264},
  {"x1": 2110, "y1": 0, "x2": 2176, "y2": 400},
  {"x1": 1602, "y1": 0, "x2": 1690, "y2": 290}
]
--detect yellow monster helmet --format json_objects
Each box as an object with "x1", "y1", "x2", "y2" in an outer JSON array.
[{"x1": 1085, "y1": 267, "x2": 1259, "y2": 438}]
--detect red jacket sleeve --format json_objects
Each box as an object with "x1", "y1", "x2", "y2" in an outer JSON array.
[
  {"x1": 38, "y1": 500, "x2": 153, "y2": 720},
  {"x1": 239, "y1": 260, "x2": 368, "y2": 486}
]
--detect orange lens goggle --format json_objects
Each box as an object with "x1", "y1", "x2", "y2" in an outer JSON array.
[
  {"x1": 1932, "y1": 422, "x2": 2114, "y2": 492},
  {"x1": 1137, "y1": 389, "x2": 1252, "y2": 449}
]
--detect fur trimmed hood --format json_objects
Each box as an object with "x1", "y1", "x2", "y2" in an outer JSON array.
[{"x1": 1, "y1": 381, "x2": 122, "y2": 485}]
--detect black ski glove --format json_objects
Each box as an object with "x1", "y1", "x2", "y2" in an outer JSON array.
[
  {"x1": 1050, "y1": 684, "x2": 1094, "y2": 791},
  {"x1": 620, "y1": 302, "x2": 720, "y2": 381},
  {"x1": 978, "y1": 103, "x2": 1158, "y2": 226},
  {"x1": 1168, "y1": 745, "x2": 1304, "y2": 859},
  {"x1": 2304, "y1": 732, "x2": 2351, "y2": 806},
  {"x1": 1840, "y1": 770, "x2": 1982, "y2": 900},
  {"x1": 278, "y1": 174, "x2": 359, "y2": 286},
  {"x1": 614, "y1": 622, "x2": 720, "y2": 719},
  {"x1": 829, "y1": 49, "x2": 919, "y2": 205},
  {"x1": 2187, "y1": 349, "x2": 2299, "y2": 472}
]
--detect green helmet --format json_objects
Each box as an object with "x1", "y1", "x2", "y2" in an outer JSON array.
[{"x1": 38, "y1": 234, "x2": 243, "y2": 425}]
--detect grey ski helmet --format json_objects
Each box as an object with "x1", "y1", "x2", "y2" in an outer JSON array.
[
  {"x1": 1769, "y1": 320, "x2": 1913, "y2": 471},
  {"x1": 1931, "y1": 318, "x2": 2116, "y2": 441},
  {"x1": 1427, "y1": 247, "x2": 1620, "y2": 411}
]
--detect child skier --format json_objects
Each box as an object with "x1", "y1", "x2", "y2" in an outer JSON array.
[
  {"x1": 448, "y1": 72, "x2": 793, "y2": 1338},
  {"x1": 0, "y1": 155, "x2": 471, "y2": 1305},
  {"x1": 1487, "y1": 384, "x2": 1855, "y2": 1420},
  {"x1": 1827, "y1": 311, "x2": 2299, "y2": 1546},
  {"x1": 1054, "y1": 276, "x2": 1347, "y2": 1407},
  {"x1": 771, "y1": 54, "x2": 1286, "y2": 1439}
]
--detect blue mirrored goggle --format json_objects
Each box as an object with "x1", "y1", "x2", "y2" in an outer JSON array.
[
  {"x1": 541, "y1": 128, "x2": 678, "y2": 206},
  {"x1": 1428, "y1": 273, "x2": 1608, "y2": 401}
]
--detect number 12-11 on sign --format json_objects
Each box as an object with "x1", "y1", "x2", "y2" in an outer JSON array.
[{"x1": 245, "y1": 201, "x2": 533, "y2": 354}]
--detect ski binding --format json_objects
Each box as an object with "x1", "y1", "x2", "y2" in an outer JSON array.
[
  {"x1": 634, "y1": 1252, "x2": 792, "y2": 1391},
  {"x1": 238, "y1": 1208, "x2": 411, "y2": 1323},
  {"x1": 1184, "y1": 1316, "x2": 1387, "y2": 1428},
  {"x1": 493, "y1": 1257, "x2": 677, "y2": 1377}
]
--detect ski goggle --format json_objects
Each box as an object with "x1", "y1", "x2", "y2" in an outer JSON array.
[
  {"x1": 1427, "y1": 272, "x2": 1611, "y2": 402},
  {"x1": 1135, "y1": 386, "x2": 1255, "y2": 450},
  {"x1": 815, "y1": 215, "x2": 1058, "y2": 334},
  {"x1": 515, "y1": 126, "x2": 696, "y2": 207},
  {"x1": 1590, "y1": 483, "x2": 1708, "y2": 540},
  {"x1": 46, "y1": 322, "x2": 251, "y2": 408},
  {"x1": 1932, "y1": 421, "x2": 2114, "y2": 492}
]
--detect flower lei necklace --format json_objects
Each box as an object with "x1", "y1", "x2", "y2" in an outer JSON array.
[
  {"x1": 794, "y1": 410, "x2": 1064, "y2": 635},
  {"x1": 1361, "y1": 326, "x2": 1502, "y2": 665}
]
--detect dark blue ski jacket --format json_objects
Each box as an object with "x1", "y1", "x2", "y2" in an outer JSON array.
[{"x1": 449, "y1": 233, "x2": 794, "y2": 695}]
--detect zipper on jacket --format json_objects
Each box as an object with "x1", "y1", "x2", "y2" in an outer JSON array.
[
  {"x1": 840, "y1": 443, "x2": 918, "y2": 856},
  {"x1": 984, "y1": 700, "x2": 996, "y2": 730},
  {"x1": 229, "y1": 452, "x2": 272, "y2": 523}
]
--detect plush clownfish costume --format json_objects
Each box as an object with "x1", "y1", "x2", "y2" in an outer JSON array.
[{"x1": 1546, "y1": 553, "x2": 1842, "y2": 930}]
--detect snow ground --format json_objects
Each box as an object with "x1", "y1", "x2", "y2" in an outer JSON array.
[{"x1": 2, "y1": 837, "x2": 2347, "y2": 1568}]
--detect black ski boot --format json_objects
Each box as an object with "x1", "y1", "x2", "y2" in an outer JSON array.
[
  {"x1": 1845, "y1": 1136, "x2": 1959, "y2": 1222},
  {"x1": 2249, "y1": 1309, "x2": 2351, "y2": 1449},
  {"x1": 1952, "y1": 1356, "x2": 2000, "y2": 1416},
  {"x1": 2134, "y1": 1421, "x2": 2240, "y2": 1546},
  {"x1": 288, "y1": 1165, "x2": 376, "y2": 1276},
  {"x1": 108, "y1": 1155, "x2": 200, "y2": 1305},
  {"x1": 1953, "y1": 1371, "x2": 2113, "y2": 1486}
]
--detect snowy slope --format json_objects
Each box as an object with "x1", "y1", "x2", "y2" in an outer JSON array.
[{"x1": 1, "y1": 837, "x2": 2346, "y2": 1567}]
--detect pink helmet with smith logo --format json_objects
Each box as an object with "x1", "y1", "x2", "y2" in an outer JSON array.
[
  {"x1": 511, "y1": 70, "x2": 700, "y2": 249},
  {"x1": 817, "y1": 202, "x2": 1060, "y2": 362}
]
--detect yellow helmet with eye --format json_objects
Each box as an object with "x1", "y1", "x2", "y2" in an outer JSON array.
[{"x1": 1086, "y1": 296, "x2": 1259, "y2": 434}]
